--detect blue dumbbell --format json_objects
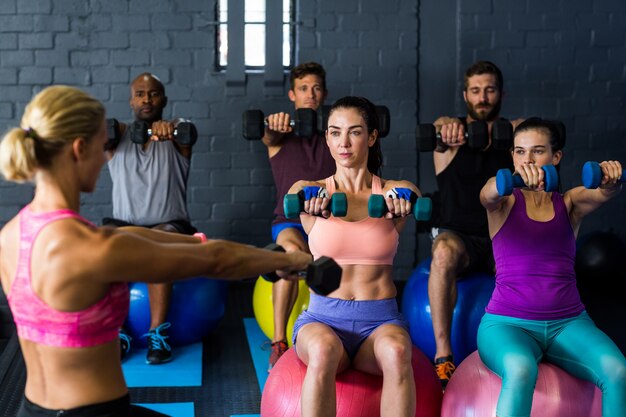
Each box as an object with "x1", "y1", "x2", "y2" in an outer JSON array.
[
  {"x1": 496, "y1": 165, "x2": 559, "y2": 196},
  {"x1": 283, "y1": 186, "x2": 347, "y2": 219},
  {"x1": 581, "y1": 161, "x2": 625, "y2": 189},
  {"x1": 368, "y1": 188, "x2": 432, "y2": 221}
]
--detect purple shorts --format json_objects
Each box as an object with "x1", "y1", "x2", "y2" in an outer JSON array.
[{"x1": 292, "y1": 292, "x2": 409, "y2": 359}]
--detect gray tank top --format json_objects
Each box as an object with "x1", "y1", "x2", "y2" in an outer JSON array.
[{"x1": 108, "y1": 126, "x2": 190, "y2": 225}]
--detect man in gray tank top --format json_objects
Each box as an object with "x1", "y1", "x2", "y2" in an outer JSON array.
[{"x1": 104, "y1": 73, "x2": 196, "y2": 365}]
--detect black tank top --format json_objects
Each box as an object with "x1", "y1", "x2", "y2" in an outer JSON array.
[{"x1": 436, "y1": 118, "x2": 513, "y2": 237}]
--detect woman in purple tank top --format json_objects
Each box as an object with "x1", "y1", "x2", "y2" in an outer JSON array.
[
  {"x1": 0, "y1": 86, "x2": 313, "y2": 417},
  {"x1": 478, "y1": 117, "x2": 625, "y2": 417}
]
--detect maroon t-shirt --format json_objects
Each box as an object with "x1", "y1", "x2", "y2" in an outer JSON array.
[{"x1": 269, "y1": 132, "x2": 335, "y2": 225}]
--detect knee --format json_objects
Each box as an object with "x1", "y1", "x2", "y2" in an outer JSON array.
[
  {"x1": 377, "y1": 339, "x2": 413, "y2": 374},
  {"x1": 306, "y1": 336, "x2": 344, "y2": 370},
  {"x1": 601, "y1": 356, "x2": 626, "y2": 391},
  {"x1": 431, "y1": 239, "x2": 463, "y2": 272},
  {"x1": 502, "y1": 356, "x2": 538, "y2": 387}
]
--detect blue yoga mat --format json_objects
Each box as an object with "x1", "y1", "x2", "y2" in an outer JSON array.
[
  {"x1": 242, "y1": 318, "x2": 271, "y2": 393},
  {"x1": 122, "y1": 342, "x2": 202, "y2": 387},
  {"x1": 136, "y1": 402, "x2": 195, "y2": 417}
]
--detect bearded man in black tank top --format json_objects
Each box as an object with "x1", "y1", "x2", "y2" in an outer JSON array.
[{"x1": 428, "y1": 61, "x2": 523, "y2": 388}]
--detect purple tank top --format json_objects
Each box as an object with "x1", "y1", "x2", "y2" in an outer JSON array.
[
  {"x1": 269, "y1": 132, "x2": 335, "y2": 225},
  {"x1": 486, "y1": 189, "x2": 584, "y2": 320}
]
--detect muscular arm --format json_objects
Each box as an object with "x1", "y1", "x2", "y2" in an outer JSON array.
[
  {"x1": 262, "y1": 112, "x2": 291, "y2": 157},
  {"x1": 432, "y1": 116, "x2": 464, "y2": 175},
  {"x1": 59, "y1": 224, "x2": 312, "y2": 285}
]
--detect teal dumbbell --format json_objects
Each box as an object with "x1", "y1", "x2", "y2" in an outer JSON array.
[
  {"x1": 496, "y1": 165, "x2": 559, "y2": 196},
  {"x1": 283, "y1": 186, "x2": 348, "y2": 219},
  {"x1": 368, "y1": 188, "x2": 432, "y2": 221},
  {"x1": 581, "y1": 161, "x2": 625, "y2": 189}
]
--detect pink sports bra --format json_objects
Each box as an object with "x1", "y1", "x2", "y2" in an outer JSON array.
[
  {"x1": 308, "y1": 176, "x2": 399, "y2": 266},
  {"x1": 7, "y1": 206, "x2": 129, "y2": 348}
]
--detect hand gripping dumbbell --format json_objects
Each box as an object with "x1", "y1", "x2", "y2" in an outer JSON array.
[
  {"x1": 496, "y1": 165, "x2": 559, "y2": 196},
  {"x1": 581, "y1": 161, "x2": 625, "y2": 189},
  {"x1": 318, "y1": 105, "x2": 391, "y2": 138},
  {"x1": 260, "y1": 244, "x2": 342, "y2": 296},
  {"x1": 283, "y1": 186, "x2": 348, "y2": 219},
  {"x1": 416, "y1": 120, "x2": 488, "y2": 152},
  {"x1": 367, "y1": 188, "x2": 432, "y2": 221},
  {"x1": 128, "y1": 120, "x2": 198, "y2": 146},
  {"x1": 242, "y1": 108, "x2": 317, "y2": 140}
]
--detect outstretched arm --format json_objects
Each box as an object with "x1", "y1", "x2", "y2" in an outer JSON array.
[
  {"x1": 565, "y1": 160, "x2": 622, "y2": 232},
  {"x1": 58, "y1": 224, "x2": 312, "y2": 285}
]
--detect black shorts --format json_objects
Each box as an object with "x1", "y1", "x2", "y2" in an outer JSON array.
[
  {"x1": 431, "y1": 228, "x2": 495, "y2": 275},
  {"x1": 17, "y1": 394, "x2": 169, "y2": 417},
  {"x1": 102, "y1": 217, "x2": 197, "y2": 235}
]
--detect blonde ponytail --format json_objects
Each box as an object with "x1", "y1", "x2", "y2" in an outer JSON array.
[{"x1": 0, "y1": 85, "x2": 105, "y2": 183}]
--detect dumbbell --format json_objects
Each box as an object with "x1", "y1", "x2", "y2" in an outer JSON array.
[
  {"x1": 283, "y1": 186, "x2": 348, "y2": 219},
  {"x1": 318, "y1": 105, "x2": 391, "y2": 138},
  {"x1": 367, "y1": 189, "x2": 432, "y2": 221},
  {"x1": 495, "y1": 165, "x2": 559, "y2": 196},
  {"x1": 260, "y1": 243, "x2": 342, "y2": 296},
  {"x1": 105, "y1": 118, "x2": 122, "y2": 150},
  {"x1": 242, "y1": 108, "x2": 317, "y2": 140},
  {"x1": 128, "y1": 120, "x2": 198, "y2": 146},
  {"x1": 416, "y1": 120, "x2": 488, "y2": 152},
  {"x1": 491, "y1": 119, "x2": 514, "y2": 150},
  {"x1": 581, "y1": 161, "x2": 625, "y2": 189}
]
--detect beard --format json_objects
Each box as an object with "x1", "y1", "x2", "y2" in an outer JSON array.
[{"x1": 467, "y1": 100, "x2": 501, "y2": 122}]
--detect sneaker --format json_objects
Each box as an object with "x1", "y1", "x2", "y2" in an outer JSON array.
[
  {"x1": 268, "y1": 340, "x2": 288, "y2": 372},
  {"x1": 119, "y1": 328, "x2": 132, "y2": 361},
  {"x1": 144, "y1": 322, "x2": 173, "y2": 365},
  {"x1": 434, "y1": 355, "x2": 456, "y2": 390}
]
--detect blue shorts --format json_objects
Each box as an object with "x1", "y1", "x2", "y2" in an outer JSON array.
[
  {"x1": 271, "y1": 222, "x2": 307, "y2": 242},
  {"x1": 292, "y1": 292, "x2": 409, "y2": 359}
]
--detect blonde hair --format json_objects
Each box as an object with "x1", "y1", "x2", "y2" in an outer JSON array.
[{"x1": 0, "y1": 85, "x2": 105, "y2": 182}]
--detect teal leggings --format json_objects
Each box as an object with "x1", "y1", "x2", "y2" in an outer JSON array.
[{"x1": 477, "y1": 311, "x2": 626, "y2": 417}]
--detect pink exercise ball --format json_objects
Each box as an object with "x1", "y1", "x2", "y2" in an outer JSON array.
[
  {"x1": 261, "y1": 346, "x2": 442, "y2": 417},
  {"x1": 441, "y1": 351, "x2": 602, "y2": 417}
]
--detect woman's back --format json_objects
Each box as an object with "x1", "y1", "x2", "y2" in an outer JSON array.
[{"x1": 0, "y1": 207, "x2": 129, "y2": 409}]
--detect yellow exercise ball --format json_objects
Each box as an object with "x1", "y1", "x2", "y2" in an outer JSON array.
[{"x1": 252, "y1": 277, "x2": 310, "y2": 347}]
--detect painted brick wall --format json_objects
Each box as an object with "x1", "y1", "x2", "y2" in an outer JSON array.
[
  {"x1": 1, "y1": 0, "x2": 624, "y2": 281},
  {"x1": 419, "y1": 0, "x2": 626, "y2": 262},
  {"x1": 0, "y1": 0, "x2": 420, "y2": 279}
]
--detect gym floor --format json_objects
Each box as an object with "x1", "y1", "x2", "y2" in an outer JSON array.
[{"x1": 0, "y1": 278, "x2": 624, "y2": 417}]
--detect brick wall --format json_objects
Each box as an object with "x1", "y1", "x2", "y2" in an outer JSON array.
[{"x1": 1, "y1": 0, "x2": 624, "y2": 281}]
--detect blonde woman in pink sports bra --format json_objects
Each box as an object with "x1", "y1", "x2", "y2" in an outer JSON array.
[
  {"x1": 0, "y1": 85, "x2": 312, "y2": 417},
  {"x1": 287, "y1": 96, "x2": 422, "y2": 417}
]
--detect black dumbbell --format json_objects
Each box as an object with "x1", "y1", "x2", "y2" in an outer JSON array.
[
  {"x1": 416, "y1": 120, "x2": 488, "y2": 152},
  {"x1": 105, "y1": 118, "x2": 121, "y2": 151},
  {"x1": 242, "y1": 108, "x2": 317, "y2": 140},
  {"x1": 128, "y1": 120, "x2": 198, "y2": 146},
  {"x1": 582, "y1": 161, "x2": 625, "y2": 189},
  {"x1": 367, "y1": 190, "x2": 432, "y2": 221},
  {"x1": 260, "y1": 244, "x2": 342, "y2": 296},
  {"x1": 496, "y1": 165, "x2": 559, "y2": 196},
  {"x1": 492, "y1": 119, "x2": 514, "y2": 150},
  {"x1": 318, "y1": 105, "x2": 391, "y2": 138},
  {"x1": 283, "y1": 186, "x2": 348, "y2": 219}
]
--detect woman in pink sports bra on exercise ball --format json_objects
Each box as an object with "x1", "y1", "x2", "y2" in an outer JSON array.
[
  {"x1": 287, "y1": 96, "x2": 423, "y2": 417},
  {"x1": 0, "y1": 85, "x2": 312, "y2": 417}
]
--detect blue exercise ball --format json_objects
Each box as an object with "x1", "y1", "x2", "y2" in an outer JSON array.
[
  {"x1": 401, "y1": 258, "x2": 494, "y2": 366},
  {"x1": 124, "y1": 278, "x2": 228, "y2": 347}
]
